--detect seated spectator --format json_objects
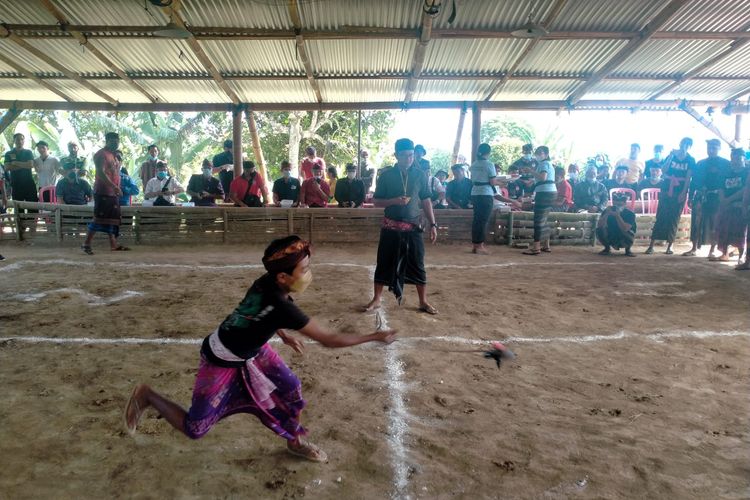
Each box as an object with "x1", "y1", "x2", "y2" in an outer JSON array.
[
  {"x1": 430, "y1": 170, "x2": 448, "y2": 209},
  {"x1": 212, "y1": 139, "x2": 234, "y2": 200},
  {"x1": 334, "y1": 163, "x2": 366, "y2": 208},
  {"x1": 55, "y1": 166, "x2": 92, "y2": 205},
  {"x1": 299, "y1": 163, "x2": 330, "y2": 208},
  {"x1": 605, "y1": 165, "x2": 637, "y2": 192},
  {"x1": 446, "y1": 163, "x2": 473, "y2": 208},
  {"x1": 229, "y1": 160, "x2": 268, "y2": 207},
  {"x1": 187, "y1": 160, "x2": 224, "y2": 206},
  {"x1": 272, "y1": 160, "x2": 301, "y2": 207},
  {"x1": 567, "y1": 163, "x2": 580, "y2": 191},
  {"x1": 637, "y1": 166, "x2": 663, "y2": 196},
  {"x1": 595, "y1": 153, "x2": 611, "y2": 181},
  {"x1": 573, "y1": 166, "x2": 609, "y2": 213},
  {"x1": 326, "y1": 166, "x2": 338, "y2": 202},
  {"x1": 517, "y1": 163, "x2": 536, "y2": 198},
  {"x1": 145, "y1": 161, "x2": 184, "y2": 206},
  {"x1": 596, "y1": 192, "x2": 637, "y2": 257},
  {"x1": 119, "y1": 163, "x2": 140, "y2": 207},
  {"x1": 552, "y1": 166, "x2": 573, "y2": 212},
  {"x1": 505, "y1": 165, "x2": 524, "y2": 199}
]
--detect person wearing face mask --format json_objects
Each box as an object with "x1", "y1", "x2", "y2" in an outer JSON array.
[
  {"x1": 272, "y1": 160, "x2": 301, "y2": 207},
  {"x1": 299, "y1": 146, "x2": 326, "y2": 182},
  {"x1": 229, "y1": 160, "x2": 269, "y2": 208},
  {"x1": 594, "y1": 153, "x2": 611, "y2": 182},
  {"x1": 596, "y1": 192, "x2": 637, "y2": 257},
  {"x1": 510, "y1": 143, "x2": 537, "y2": 173},
  {"x1": 712, "y1": 148, "x2": 748, "y2": 263},
  {"x1": 187, "y1": 159, "x2": 224, "y2": 206},
  {"x1": 55, "y1": 165, "x2": 93, "y2": 205},
  {"x1": 125, "y1": 235, "x2": 397, "y2": 463},
  {"x1": 644, "y1": 144, "x2": 665, "y2": 179},
  {"x1": 61, "y1": 141, "x2": 88, "y2": 179},
  {"x1": 637, "y1": 166, "x2": 663, "y2": 194},
  {"x1": 299, "y1": 164, "x2": 330, "y2": 208},
  {"x1": 140, "y1": 144, "x2": 160, "y2": 193},
  {"x1": 573, "y1": 166, "x2": 609, "y2": 213},
  {"x1": 145, "y1": 161, "x2": 184, "y2": 206},
  {"x1": 334, "y1": 163, "x2": 365, "y2": 208},
  {"x1": 567, "y1": 163, "x2": 581, "y2": 191}
]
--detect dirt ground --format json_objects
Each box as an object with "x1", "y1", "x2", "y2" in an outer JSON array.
[{"x1": 0, "y1": 240, "x2": 748, "y2": 499}]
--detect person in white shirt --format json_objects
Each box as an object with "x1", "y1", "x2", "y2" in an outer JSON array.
[
  {"x1": 144, "y1": 161, "x2": 184, "y2": 206},
  {"x1": 34, "y1": 140, "x2": 61, "y2": 201}
]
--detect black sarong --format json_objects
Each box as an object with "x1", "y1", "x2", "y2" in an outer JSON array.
[
  {"x1": 374, "y1": 226, "x2": 427, "y2": 303},
  {"x1": 88, "y1": 194, "x2": 121, "y2": 236}
]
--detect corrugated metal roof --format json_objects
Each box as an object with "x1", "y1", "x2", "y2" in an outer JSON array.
[
  {"x1": 318, "y1": 79, "x2": 405, "y2": 103},
  {"x1": 306, "y1": 39, "x2": 415, "y2": 76},
  {"x1": 550, "y1": 0, "x2": 664, "y2": 31},
  {"x1": 432, "y1": 0, "x2": 551, "y2": 30},
  {"x1": 0, "y1": 78, "x2": 59, "y2": 101},
  {"x1": 23, "y1": 39, "x2": 115, "y2": 77},
  {"x1": 54, "y1": 0, "x2": 166, "y2": 26},
  {"x1": 94, "y1": 39, "x2": 206, "y2": 76},
  {"x1": 0, "y1": 39, "x2": 58, "y2": 75},
  {"x1": 586, "y1": 80, "x2": 673, "y2": 100},
  {"x1": 493, "y1": 79, "x2": 580, "y2": 101},
  {"x1": 414, "y1": 79, "x2": 496, "y2": 101},
  {"x1": 230, "y1": 79, "x2": 316, "y2": 103},
  {"x1": 661, "y1": 79, "x2": 750, "y2": 101},
  {"x1": 514, "y1": 39, "x2": 628, "y2": 76},
  {"x1": 697, "y1": 42, "x2": 750, "y2": 78},
  {"x1": 201, "y1": 40, "x2": 304, "y2": 75},
  {"x1": 47, "y1": 79, "x2": 108, "y2": 102},
  {"x1": 298, "y1": 0, "x2": 422, "y2": 30},
  {"x1": 138, "y1": 79, "x2": 230, "y2": 103},
  {"x1": 422, "y1": 38, "x2": 531, "y2": 75},
  {"x1": 182, "y1": 0, "x2": 292, "y2": 30},
  {"x1": 613, "y1": 40, "x2": 731, "y2": 77},
  {"x1": 662, "y1": 0, "x2": 750, "y2": 32},
  {"x1": 0, "y1": 0, "x2": 57, "y2": 24},
  {"x1": 95, "y1": 79, "x2": 154, "y2": 103}
]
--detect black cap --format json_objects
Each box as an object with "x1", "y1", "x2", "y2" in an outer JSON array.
[
  {"x1": 36, "y1": 140, "x2": 49, "y2": 148},
  {"x1": 345, "y1": 163, "x2": 357, "y2": 171},
  {"x1": 395, "y1": 138, "x2": 414, "y2": 152},
  {"x1": 223, "y1": 139, "x2": 233, "y2": 149},
  {"x1": 242, "y1": 160, "x2": 255, "y2": 170}
]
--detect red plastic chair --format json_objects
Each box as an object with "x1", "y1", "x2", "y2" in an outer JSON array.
[
  {"x1": 608, "y1": 188, "x2": 636, "y2": 211},
  {"x1": 499, "y1": 187, "x2": 509, "y2": 198},
  {"x1": 39, "y1": 186, "x2": 57, "y2": 204},
  {"x1": 640, "y1": 188, "x2": 660, "y2": 215}
]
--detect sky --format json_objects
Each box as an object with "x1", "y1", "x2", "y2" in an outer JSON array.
[{"x1": 388, "y1": 107, "x2": 748, "y2": 168}]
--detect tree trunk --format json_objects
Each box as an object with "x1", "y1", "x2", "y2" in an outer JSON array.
[{"x1": 288, "y1": 111, "x2": 303, "y2": 177}]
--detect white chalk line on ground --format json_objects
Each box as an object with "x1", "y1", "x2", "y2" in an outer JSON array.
[
  {"x1": 5, "y1": 287, "x2": 143, "y2": 305},
  {"x1": 613, "y1": 289, "x2": 707, "y2": 298}
]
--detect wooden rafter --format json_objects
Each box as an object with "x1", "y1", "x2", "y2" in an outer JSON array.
[
  {"x1": 726, "y1": 85, "x2": 750, "y2": 102},
  {"x1": 564, "y1": 0, "x2": 690, "y2": 106},
  {"x1": 0, "y1": 107, "x2": 23, "y2": 135},
  {"x1": 287, "y1": 0, "x2": 323, "y2": 103},
  {"x1": 483, "y1": 0, "x2": 568, "y2": 101},
  {"x1": 38, "y1": 0, "x2": 157, "y2": 103},
  {"x1": 404, "y1": 3, "x2": 439, "y2": 104},
  {"x1": 0, "y1": 25, "x2": 118, "y2": 105},
  {"x1": 0, "y1": 52, "x2": 73, "y2": 101}
]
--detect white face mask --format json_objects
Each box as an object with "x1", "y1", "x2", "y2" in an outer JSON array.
[
  {"x1": 347, "y1": 172, "x2": 356, "y2": 179},
  {"x1": 313, "y1": 173, "x2": 322, "y2": 179},
  {"x1": 202, "y1": 169, "x2": 211, "y2": 177},
  {"x1": 289, "y1": 269, "x2": 312, "y2": 293},
  {"x1": 282, "y1": 170, "x2": 291, "y2": 178}
]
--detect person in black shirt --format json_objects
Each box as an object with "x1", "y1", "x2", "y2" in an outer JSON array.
[
  {"x1": 644, "y1": 144, "x2": 665, "y2": 179},
  {"x1": 212, "y1": 139, "x2": 234, "y2": 201},
  {"x1": 125, "y1": 235, "x2": 396, "y2": 463},
  {"x1": 3, "y1": 133, "x2": 37, "y2": 203},
  {"x1": 334, "y1": 163, "x2": 365, "y2": 207},
  {"x1": 364, "y1": 138, "x2": 438, "y2": 314},
  {"x1": 604, "y1": 165, "x2": 637, "y2": 192},
  {"x1": 510, "y1": 143, "x2": 537, "y2": 172},
  {"x1": 272, "y1": 160, "x2": 301, "y2": 207},
  {"x1": 187, "y1": 159, "x2": 224, "y2": 206},
  {"x1": 446, "y1": 163, "x2": 473, "y2": 208},
  {"x1": 596, "y1": 192, "x2": 637, "y2": 256}
]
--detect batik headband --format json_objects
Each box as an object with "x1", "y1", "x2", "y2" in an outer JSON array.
[{"x1": 262, "y1": 239, "x2": 311, "y2": 273}]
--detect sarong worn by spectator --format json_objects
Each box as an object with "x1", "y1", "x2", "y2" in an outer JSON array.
[
  {"x1": 125, "y1": 236, "x2": 396, "y2": 463},
  {"x1": 523, "y1": 146, "x2": 557, "y2": 256},
  {"x1": 712, "y1": 148, "x2": 748, "y2": 263},
  {"x1": 597, "y1": 192, "x2": 637, "y2": 256},
  {"x1": 735, "y1": 164, "x2": 750, "y2": 271}
]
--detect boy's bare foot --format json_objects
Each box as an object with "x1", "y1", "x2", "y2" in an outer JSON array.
[
  {"x1": 418, "y1": 302, "x2": 438, "y2": 315},
  {"x1": 287, "y1": 439, "x2": 328, "y2": 462},
  {"x1": 124, "y1": 384, "x2": 149, "y2": 435}
]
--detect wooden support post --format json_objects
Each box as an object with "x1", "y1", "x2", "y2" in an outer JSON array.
[
  {"x1": 13, "y1": 202, "x2": 22, "y2": 240},
  {"x1": 471, "y1": 102, "x2": 481, "y2": 163},
  {"x1": 451, "y1": 105, "x2": 467, "y2": 165},
  {"x1": 507, "y1": 211, "x2": 514, "y2": 246},
  {"x1": 680, "y1": 101, "x2": 736, "y2": 147},
  {"x1": 590, "y1": 214, "x2": 599, "y2": 246},
  {"x1": 54, "y1": 207, "x2": 62, "y2": 242},
  {"x1": 134, "y1": 211, "x2": 141, "y2": 244},
  {"x1": 735, "y1": 114, "x2": 743, "y2": 145},
  {"x1": 232, "y1": 107, "x2": 243, "y2": 178},
  {"x1": 356, "y1": 109, "x2": 363, "y2": 177},
  {"x1": 287, "y1": 209, "x2": 294, "y2": 235},
  {"x1": 222, "y1": 209, "x2": 228, "y2": 243},
  {"x1": 244, "y1": 109, "x2": 268, "y2": 182}
]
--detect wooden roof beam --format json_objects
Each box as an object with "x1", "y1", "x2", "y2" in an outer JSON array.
[
  {"x1": 483, "y1": 0, "x2": 567, "y2": 101},
  {"x1": 0, "y1": 52, "x2": 73, "y2": 101},
  {"x1": 404, "y1": 2, "x2": 441, "y2": 104},
  {"x1": 39, "y1": 0, "x2": 157, "y2": 103},
  {"x1": 564, "y1": 0, "x2": 690, "y2": 107},
  {"x1": 287, "y1": 0, "x2": 323, "y2": 103},
  {"x1": 0, "y1": 24, "x2": 118, "y2": 105}
]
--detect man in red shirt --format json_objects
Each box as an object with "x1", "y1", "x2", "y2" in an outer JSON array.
[
  {"x1": 299, "y1": 164, "x2": 330, "y2": 208},
  {"x1": 229, "y1": 161, "x2": 269, "y2": 207},
  {"x1": 299, "y1": 146, "x2": 326, "y2": 182}
]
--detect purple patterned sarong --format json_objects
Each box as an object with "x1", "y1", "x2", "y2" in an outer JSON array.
[{"x1": 183, "y1": 344, "x2": 306, "y2": 440}]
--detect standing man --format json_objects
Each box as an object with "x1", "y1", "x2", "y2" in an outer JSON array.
[
  {"x1": 615, "y1": 143, "x2": 645, "y2": 184},
  {"x1": 299, "y1": 146, "x2": 326, "y2": 182},
  {"x1": 4, "y1": 133, "x2": 38, "y2": 233},
  {"x1": 414, "y1": 144, "x2": 430, "y2": 175},
  {"x1": 299, "y1": 164, "x2": 330, "y2": 208},
  {"x1": 364, "y1": 138, "x2": 438, "y2": 315},
  {"x1": 644, "y1": 144, "x2": 665, "y2": 179},
  {"x1": 82, "y1": 132, "x2": 127, "y2": 254},
  {"x1": 212, "y1": 139, "x2": 235, "y2": 201},
  {"x1": 34, "y1": 140, "x2": 60, "y2": 201},
  {"x1": 61, "y1": 141, "x2": 87, "y2": 179},
  {"x1": 272, "y1": 160, "x2": 301, "y2": 207},
  {"x1": 510, "y1": 143, "x2": 537, "y2": 173},
  {"x1": 229, "y1": 160, "x2": 268, "y2": 207},
  {"x1": 334, "y1": 163, "x2": 366, "y2": 208},
  {"x1": 140, "y1": 144, "x2": 160, "y2": 195},
  {"x1": 187, "y1": 159, "x2": 224, "y2": 206}
]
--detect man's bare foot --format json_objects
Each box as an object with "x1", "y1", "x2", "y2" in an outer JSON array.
[
  {"x1": 287, "y1": 439, "x2": 328, "y2": 462},
  {"x1": 418, "y1": 302, "x2": 438, "y2": 315},
  {"x1": 363, "y1": 298, "x2": 381, "y2": 312},
  {"x1": 124, "y1": 384, "x2": 149, "y2": 435}
]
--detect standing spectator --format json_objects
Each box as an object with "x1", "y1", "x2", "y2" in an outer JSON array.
[
  {"x1": 299, "y1": 164, "x2": 330, "y2": 208},
  {"x1": 469, "y1": 143, "x2": 496, "y2": 255},
  {"x1": 334, "y1": 163, "x2": 365, "y2": 208},
  {"x1": 229, "y1": 161, "x2": 268, "y2": 208},
  {"x1": 60, "y1": 142, "x2": 87, "y2": 179},
  {"x1": 119, "y1": 165, "x2": 139, "y2": 207},
  {"x1": 140, "y1": 144, "x2": 160, "y2": 194},
  {"x1": 82, "y1": 132, "x2": 127, "y2": 254},
  {"x1": 573, "y1": 166, "x2": 609, "y2": 213},
  {"x1": 33, "y1": 140, "x2": 60, "y2": 200},
  {"x1": 272, "y1": 160, "x2": 300, "y2": 207},
  {"x1": 645, "y1": 137, "x2": 695, "y2": 255},
  {"x1": 326, "y1": 166, "x2": 338, "y2": 203},
  {"x1": 299, "y1": 146, "x2": 325, "y2": 182},
  {"x1": 414, "y1": 144, "x2": 430, "y2": 176},
  {"x1": 637, "y1": 166, "x2": 663, "y2": 195},
  {"x1": 712, "y1": 148, "x2": 748, "y2": 262},
  {"x1": 604, "y1": 165, "x2": 637, "y2": 192},
  {"x1": 615, "y1": 143, "x2": 645, "y2": 184},
  {"x1": 510, "y1": 143, "x2": 537, "y2": 171},
  {"x1": 145, "y1": 161, "x2": 184, "y2": 206},
  {"x1": 4, "y1": 133, "x2": 37, "y2": 233},
  {"x1": 735, "y1": 163, "x2": 750, "y2": 270},
  {"x1": 552, "y1": 166, "x2": 573, "y2": 212},
  {"x1": 596, "y1": 192, "x2": 637, "y2": 257},
  {"x1": 644, "y1": 144, "x2": 665, "y2": 179},
  {"x1": 446, "y1": 164, "x2": 473, "y2": 209},
  {"x1": 55, "y1": 165, "x2": 93, "y2": 205},
  {"x1": 523, "y1": 146, "x2": 557, "y2": 255},
  {"x1": 212, "y1": 139, "x2": 235, "y2": 200},
  {"x1": 187, "y1": 159, "x2": 224, "y2": 206}
]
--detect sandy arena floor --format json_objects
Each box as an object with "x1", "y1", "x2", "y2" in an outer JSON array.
[{"x1": 0, "y1": 241, "x2": 748, "y2": 499}]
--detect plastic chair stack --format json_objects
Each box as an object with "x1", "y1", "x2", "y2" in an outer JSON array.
[
  {"x1": 38, "y1": 186, "x2": 57, "y2": 204},
  {"x1": 639, "y1": 188, "x2": 660, "y2": 215}
]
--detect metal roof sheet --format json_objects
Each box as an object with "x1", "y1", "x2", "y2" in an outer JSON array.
[
  {"x1": 54, "y1": 0, "x2": 166, "y2": 26},
  {"x1": 46, "y1": 79, "x2": 108, "y2": 102},
  {"x1": 182, "y1": 0, "x2": 292, "y2": 30},
  {"x1": 0, "y1": 39, "x2": 58, "y2": 74},
  {"x1": 514, "y1": 39, "x2": 628, "y2": 77},
  {"x1": 431, "y1": 0, "x2": 552, "y2": 30},
  {"x1": 229, "y1": 79, "x2": 316, "y2": 103},
  {"x1": 662, "y1": 0, "x2": 750, "y2": 32},
  {"x1": 550, "y1": 0, "x2": 665, "y2": 31},
  {"x1": 660, "y1": 79, "x2": 750, "y2": 101},
  {"x1": 613, "y1": 39, "x2": 732, "y2": 77},
  {"x1": 318, "y1": 79, "x2": 405, "y2": 103},
  {"x1": 0, "y1": 78, "x2": 59, "y2": 101},
  {"x1": 697, "y1": 42, "x2": 750, "y2": 77},
  {"x1": 586, "y1": 80, "x2": 673, "y2": 100},
  {"x1": 414, "y1": 79, "x2": 496, "y2": 101},
  {"x1": 137, "y1": 79, "x2": 230, "y2": 103},
  {"x1": 298, "y1": 0, "x2": 422, "y2": 30},
  {"x1": 306, "y1": 39, "x2": 415, "y2": 77},
  {"x1": 23, "y1": 39, "x2": 115, "y2": 77},
  {"x1": 0, "y1": 0, "x2": 57, "y2": 24},
  {"x1": 93, "y1": 39, "x2": 207, "y2": 76},
  {"x1": 492, "y1": 79, "x2": 581, "y2": 101},
  {"x1": 201, "y1": 40, "x2": 304, "y2": 75},
  {"x1": 422, "y1": 38, "x2": 531, "y2": 75},
  {"x1": 94, "y1": 79, "x2": 154, "y2": 103}
]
